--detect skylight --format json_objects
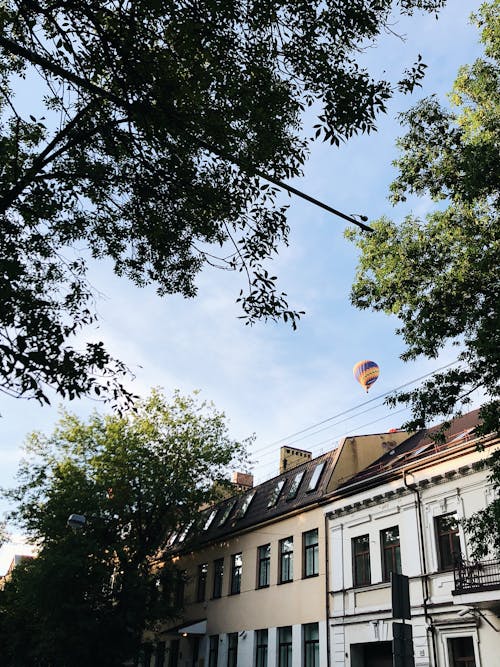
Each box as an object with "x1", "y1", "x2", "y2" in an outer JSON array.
[
  {"x1": 234, "y1": 490, "x2": 256, "y2": 519},
  {"x1": 203, "y1": 508, "x2": 218, "y2": 530},
  {"x1": 287, "y1": 470, "x2": 305, "y2": 500},
  {"x1": 307, "y1": 462, "x2": 325, "y2": 492},
  {"x1": 218, "y1": 499, "x2": 237, "y2": 526},
  {"x1": 267, "y1": 479, "x2": 285, "y2": 508},
  {"x1": 177, "y1": 520, "x2": 194, "y2": 543}
]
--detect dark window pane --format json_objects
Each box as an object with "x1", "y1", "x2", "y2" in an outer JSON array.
[
  {"x1": 381, "y1": 526, "x2": 401, "y2": 582},
  {"x1": 304, "y1": 622, "x2": 319, "y2": 667},
  {"x1": 213, "y1": 558, "x2": 224, "y2": 598},
  {"x1": 255, "y1": 629, "x2": 268, "y2": 667},
  {"x1": 303, "y1": 529, "x2": 319, "y2": 577},
  {"x1": 448, "y1": 636, "x2": 476, "y2": 667},
  {"x1": 278, "y1": 626, "x2": 292, "y2": 667},
  {"x1": 279, "y1": 537, "x2": 294, "y2": 583},
  {"x1": 352, "y1": 534, "x2": 371, "y2": 586},
  {"x1": 197, "y1": 562, "x2": 208, "y2": 602},
  {"x1": 435, "y1": 514, "x2": 461, "y2": 570},
  {"x1": 227, "y1": 632, "x2": 238, "y2": 667},
  {"x1": 257, "y1": 544, "x2": 271, "y2": 588},
  {"x1": 209, "y1": 636, "x2": 219, "y2": 667},
  {"x1": 287, "y1": 471, "x2": 305, "y2": 500},
  {"x1": 230, "y1": 553, "x2": 242, "y2": 595}
]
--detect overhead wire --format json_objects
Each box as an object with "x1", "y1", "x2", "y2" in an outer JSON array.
[
  {"x1": 251, "y1": 359, "x2": 459, "y2": 459},
  {"x1": 246, "y1": 360, "x2": 461, "y2": 483}
]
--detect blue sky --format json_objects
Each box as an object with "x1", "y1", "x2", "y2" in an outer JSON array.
[{"x1": 0, "y1": 1, "x2": 486, "y2": 571}]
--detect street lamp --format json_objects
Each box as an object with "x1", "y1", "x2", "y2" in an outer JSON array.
[{"x1": 67, "y1": 513, "x2": 86, "y2": 532}]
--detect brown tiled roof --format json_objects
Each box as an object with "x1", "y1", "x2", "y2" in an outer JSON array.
[{"x1": 336, "y1": 409, "x2": 483, "y2": 490}]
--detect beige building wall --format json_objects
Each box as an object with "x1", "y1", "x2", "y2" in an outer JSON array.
[{"x1": 180, "y1": 505, "x2": 326, "y2": 635}]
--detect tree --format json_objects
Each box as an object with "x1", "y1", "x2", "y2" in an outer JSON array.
[
  {"x1": 0, "y1": 0, "x2": 444, "y2": 404},
  {"x1": 0, "y1": 389, "x2": 250, "y2": 666},
  {"x1": 347, "y1": 0, "x2": 499, "y2": 554}
]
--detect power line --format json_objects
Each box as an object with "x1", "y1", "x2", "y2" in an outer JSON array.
[{"x1": 254, "y1": 359, "x2": 459, "y2": 456}]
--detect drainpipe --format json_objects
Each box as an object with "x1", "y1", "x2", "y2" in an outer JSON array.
[
  {"x1": 403, "y1": 471, "x2": 439, "y2": 667},
  {"x1": 324, "y1": 512, "x2": 331, "y2": 667}
]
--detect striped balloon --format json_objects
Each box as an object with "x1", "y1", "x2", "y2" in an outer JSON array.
[{"x1": 353, "y1": 360, "x2": 380, "y2": 393}]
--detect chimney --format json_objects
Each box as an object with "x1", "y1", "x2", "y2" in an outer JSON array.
[
  {"x1": 231, "y1": 471, "x2": 254, "y2": 491},
  {"x1": 280, "y1": 446, "x2": 312, "y2": 474}
]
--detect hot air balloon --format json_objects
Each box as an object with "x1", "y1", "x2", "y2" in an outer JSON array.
[{"x1": 353, "y1": 360, "x2": 380, "y2": 393}]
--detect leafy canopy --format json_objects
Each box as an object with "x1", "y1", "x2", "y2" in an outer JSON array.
[
  {"x1": 0, "y1": 389, "x2": 250, "y2": 666},
  {"x1": 0, "y1": 0, "x2": 444, "y2": 404},
  {"x1": 347, "y1": 0, "x2": 499, "y2": 555}
]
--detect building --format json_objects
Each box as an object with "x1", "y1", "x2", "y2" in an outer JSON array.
[
  {"x1": 326, "y1": 410, "x2": 500, "y2": 667},
  {"x1": 154, "y1": 432, "x2": 410, "y2": 667},
  {"x1": 146, "y1": 410, "x2": 499, "y2": 667}
]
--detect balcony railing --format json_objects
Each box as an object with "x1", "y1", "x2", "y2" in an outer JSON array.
[{"x1": 453, "y1": 557, "x2": 500, "y2": 594}]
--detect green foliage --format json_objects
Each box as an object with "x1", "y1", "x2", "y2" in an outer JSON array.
[
  {"x1": 0, "y1": 0, "x2": 444, "y2": 404},
  {"x1": 0, "y1": 389, "x2": 250, "y2": 666},
  {"x1": 347, "y1": 0, "x2": 500, "y2": 554}
]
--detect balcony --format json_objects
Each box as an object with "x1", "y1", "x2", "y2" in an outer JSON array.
[{"x1": 453, "y1": 557, "x2": 500, "y2": 610}]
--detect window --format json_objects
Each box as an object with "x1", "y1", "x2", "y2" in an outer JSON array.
[
  {"x1": 177, "y1": 520, "x2": 193, "y2": 543},
  {"x1": 257, "y1": 544, "x2": 270, "y2": 588},
  {"x1": 352, "y1": 534, "x2": 371, "y2": 586},
  {"x1": 287, "y1": 470, "x2": 305, "y2": 500},
  {"x1": 230, "y1": 553, "x2": 242, "y2": 595},
  {"x1": 279, "y1": 537, "x2": 294, "y2": 583},
  {"x1": 213, "y1": 558, "x2": 224, "y2": 598},
  {"x1": 209, "y1": 635, "x2": 219, "y2": 667},
  {"x1": 197, "y1": 563, "x2": 208, "y2": 602},
  {"x1": 307, "y1": 462, "x2": 325, "y2": 492},
  {"x1": 303, "y1": 529, "x2": 319, "y2": 578},
  {"x1": 448, "y1": 637, "x2": 476, "y2": 667},
  {"x1": 218, "y1": 500, "x2": 237, "y2": 526},
  {"x1": 204, "y1": 509, "x2": 217, "y2": 530},
  {"x1": 381, "y1": 526, "x2": 401, "y2": 582},
  {"x1": 227, "y1": 632, "x2": 238, "y2": 667},
  {"x1": 174, "y1": 570, "x2": 185, "y2": 607},
  {"x1": 268, "y1": 480, "x2": 285, "y2": 507},
  {"x1": 278, "y1": 626, "x2": 292, "y2": 667},
  {"x1": 303, "y1": 623, "x2": 319, "y2": 667},
  {"x1": 255, "y1": 629, "x2": 268, "y2": 667},
  {"x1": 435, "y1": 513, "x2": 461, "y2": 570},
  {"x1": 234, "y1": 491, "x2": 256, "y2": 519}
]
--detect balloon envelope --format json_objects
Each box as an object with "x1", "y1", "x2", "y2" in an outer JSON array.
[{"x1": 353, "y1": 360, "x2": 380, "y2": 393}]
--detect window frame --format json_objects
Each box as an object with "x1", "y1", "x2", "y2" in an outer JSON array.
[
  {"x1": 303, "y1": 623, "x2": 319, "y2": 667},
  {"x1": 286, "y1": 470, "x2": 305, "y2": 500},
  {"x1": 212, "y1": 557, "x2": 224, "y2": 599},
  {"x1": 227, "y1": 632, "x2": 238, "y2": 667},
  {"x1": 196, "y1": 562, "x2": 208, "y2": 602},
  {"x1": 208, "y1": 635, "x2": 219, "y2": 667},
  {"x1": 380, "y1": 526, "x2": 401, "y2": 582},
  {"x1": 352, "y1": 534, "x2": 371, "y2": 587},
  {"x1": 447, "y1": 636, "x2": 477, "y2": 667},
  {"x1": 255, "y1": 629, "x2": 268, "y2": 667},
  {"x1": 278, "y1": 626, "x2": 292, "y2": 667},
  {"x1": 257, "y1": 543, "x2": 271, "y2": 588},
  {"x1": 303, "y1": 528, "x2": 319, "y2": 578},
  {"x1": 435, "y1": 513, "x2": 461, "y2": 571},
  {"x1": 230, "y1": 553, "x2": 242, "y2": 595},
  {"x1": 279, "y1": 536, "x2": 294, "y2": 584}
]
